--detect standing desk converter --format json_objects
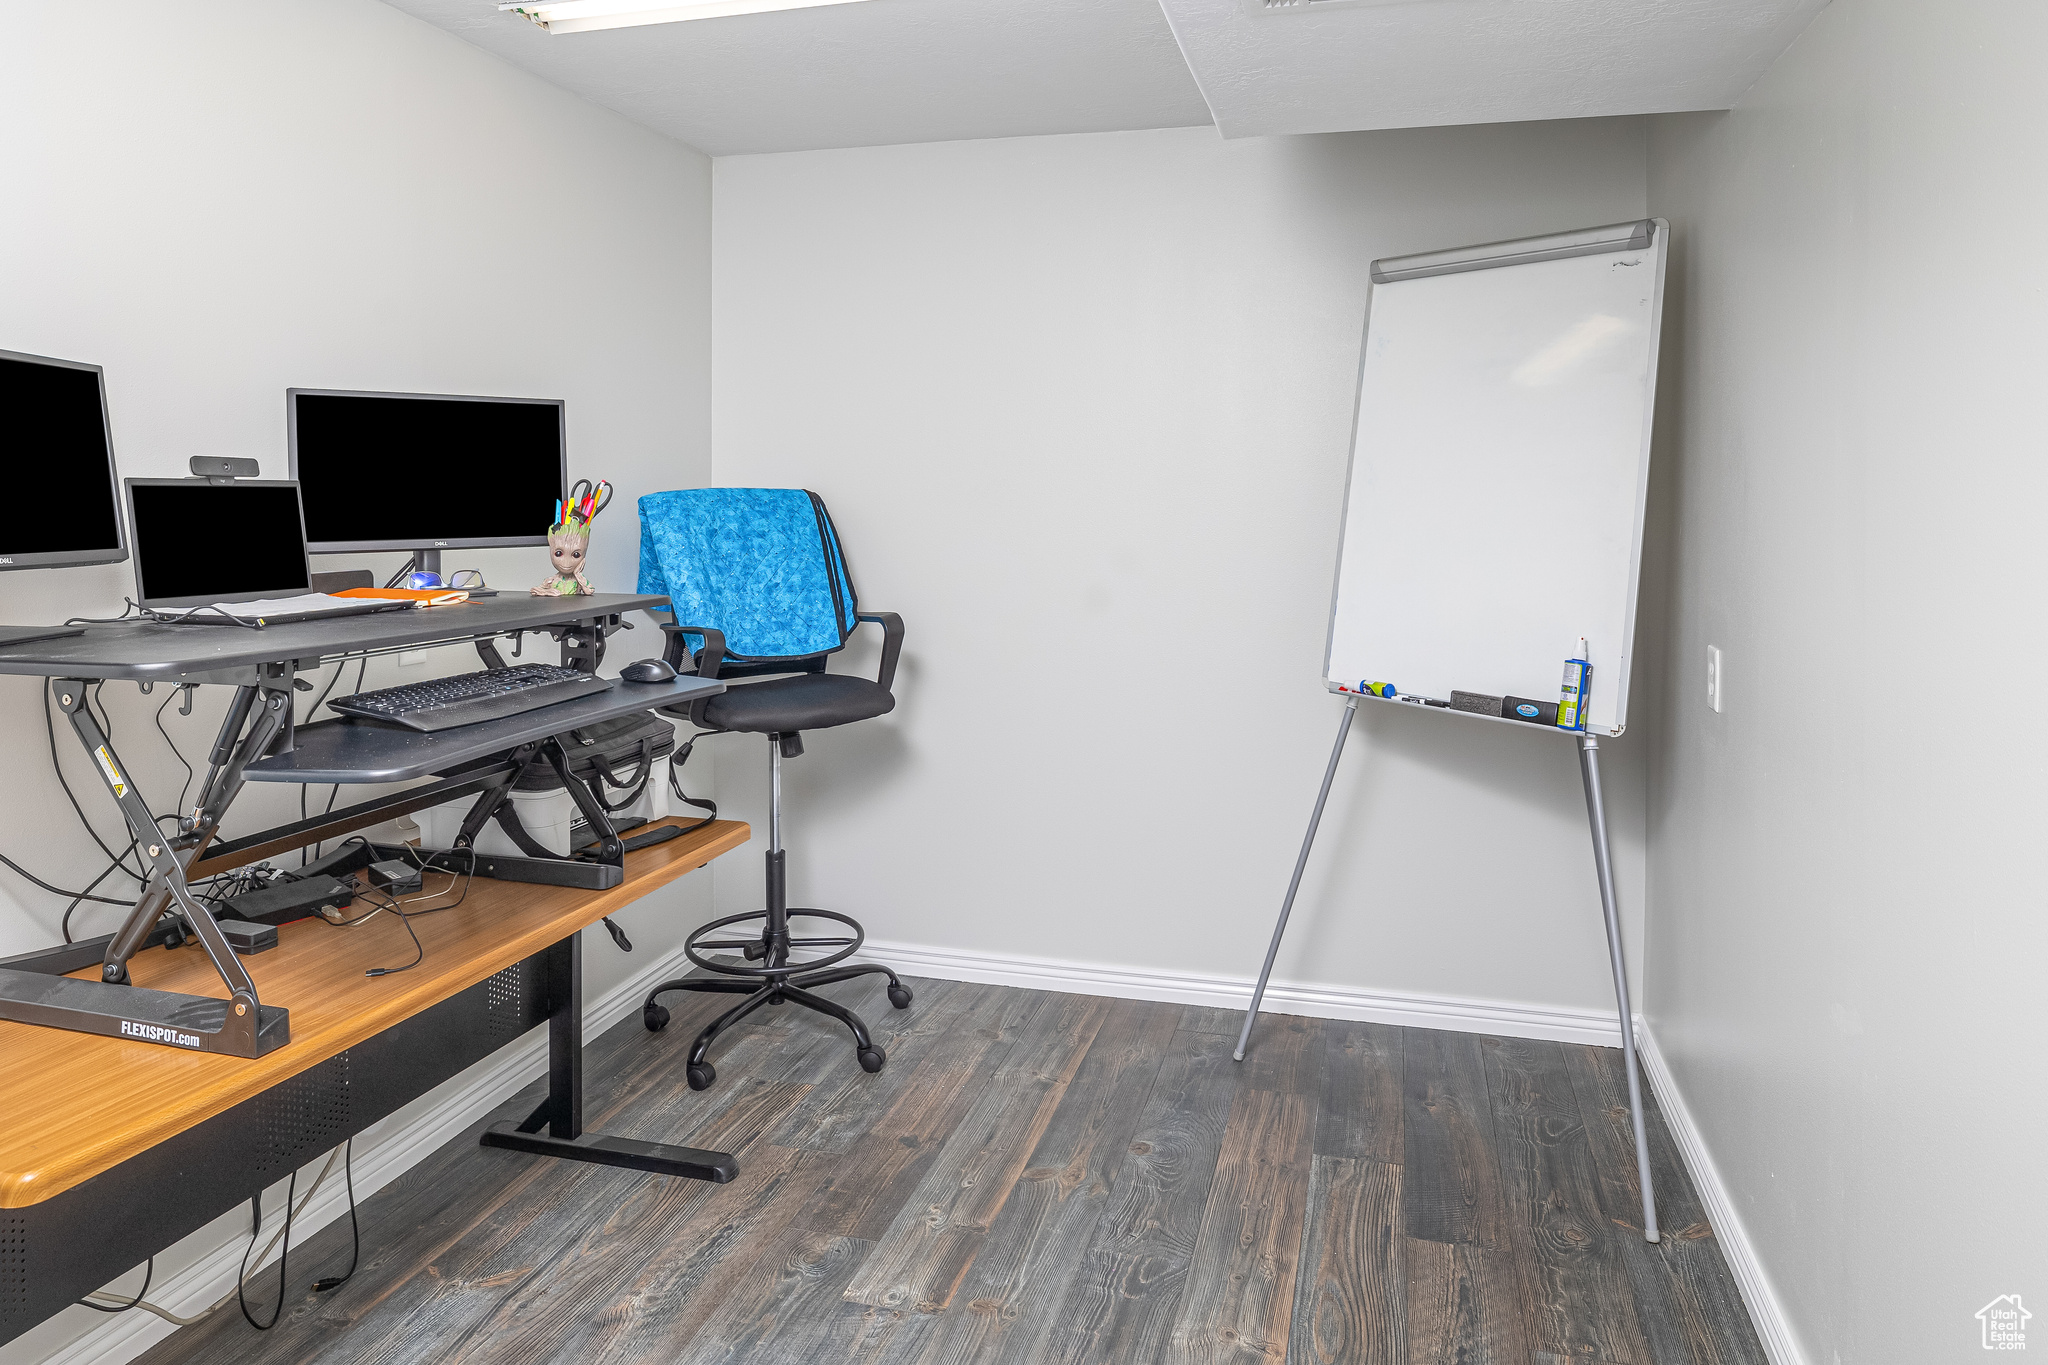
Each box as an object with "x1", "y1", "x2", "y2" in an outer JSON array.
[{"x1": 0, "y1": 595, "x2": 752, "y2": 1344}]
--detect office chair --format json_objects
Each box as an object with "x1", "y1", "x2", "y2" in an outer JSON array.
[{"x1": 636, "y1": 487, "x2": 910, "y2": 1091}]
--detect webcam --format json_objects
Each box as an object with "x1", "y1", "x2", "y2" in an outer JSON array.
[{"x1": 189, "y1": 456, "x2": 261, "y2": 483}]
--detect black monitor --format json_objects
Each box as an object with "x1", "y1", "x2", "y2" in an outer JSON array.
[
  {"x1": 287, "y1": 389, "x2": 566, "y2": 578},
  {"x1": 0, "y1": 350, "x2": 127, "y2": 572},
  {"x1": 125, "y1": 480, "x2": 313, "y2": 610}
]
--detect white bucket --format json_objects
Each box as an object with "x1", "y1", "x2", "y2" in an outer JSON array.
[
  {"x1": 569, "y1": 768, "x2": 671, "y2": 848},
  {"x1": 418, "y1": 785, "x2": 576, "y2": 858}
]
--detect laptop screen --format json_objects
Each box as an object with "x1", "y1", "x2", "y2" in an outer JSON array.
[{"x1": 127, "y1": 480, "x2": 313, "y2": 609}]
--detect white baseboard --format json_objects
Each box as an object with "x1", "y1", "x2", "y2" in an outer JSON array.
[
  {"x1": 38, "y1": 936, "x2": 697, "y2": 1365},
  {"x1": 1636, "y1": 1022, "x2": 1806, "y2": 1365},
  {"x1": 852, "y1": 936, "x2": 1631, "y2": 1047}
]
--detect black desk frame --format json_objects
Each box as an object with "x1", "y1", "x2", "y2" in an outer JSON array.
[{"x1": 0, "y1": 595, "x2": 740, "y2": 1190}]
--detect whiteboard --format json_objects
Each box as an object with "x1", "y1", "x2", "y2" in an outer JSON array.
[{"x1": 1323, "y1": 220, "x2": 1668, "y2": 737}]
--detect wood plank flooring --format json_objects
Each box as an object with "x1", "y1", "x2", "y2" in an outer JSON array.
[{"x1": 134, "y1": 977, "x2": 1766, "y2": 1365}]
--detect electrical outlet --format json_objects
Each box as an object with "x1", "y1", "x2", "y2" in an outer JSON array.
[{"x1": 1706, "y1": 645, "x2": 1724, "y2": 713}]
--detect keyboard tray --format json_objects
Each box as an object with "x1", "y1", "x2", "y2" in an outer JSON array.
[{"x1": 244, "y1": 674, "x2": 723, "y2": 784}]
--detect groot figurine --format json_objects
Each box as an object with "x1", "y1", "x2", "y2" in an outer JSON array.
[{"x1": 532, "y1": 519, "x2": 593, "y2": 596}]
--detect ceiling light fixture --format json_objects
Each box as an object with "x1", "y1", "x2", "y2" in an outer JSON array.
[{"x1": 500, "y1": 0, "x2": 877, "y2": 34}]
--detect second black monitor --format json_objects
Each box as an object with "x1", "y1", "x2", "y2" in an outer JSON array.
[
  {"x1": 288, "y1": 389, "x2": 565, "y2": 554},
  {"x1": 0, "y1": 349, "x2": 127, "y2": 570}
]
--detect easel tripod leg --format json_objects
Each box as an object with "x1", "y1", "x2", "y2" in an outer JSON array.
[
  {"x1": 1577, "y1": 733, "x2": 1660, "y2": 1244},
  {"x1": 1235, "y1": 696, "x2": 1358, "y2": 1063}
]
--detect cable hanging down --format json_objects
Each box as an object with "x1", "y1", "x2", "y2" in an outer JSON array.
[{"x1": 75, "y1": 1141, "x2": 359, "y2": 1327}]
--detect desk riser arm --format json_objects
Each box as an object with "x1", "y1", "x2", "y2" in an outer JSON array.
[
  {"x1": 191, "y1": 683, "x2": 257, "y2": 823},
  {"x1": 53, "y1": 685, "x2": 267, "y2": 1055},
  {"x1": 102, "y1": 676, "x2": 292, "y2": 984}
]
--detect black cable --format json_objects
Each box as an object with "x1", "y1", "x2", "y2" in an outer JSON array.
[
  {"x1": 316, "y1": 658, "x2": 370, "y2": 855},
  {"x1": 59, "y1": 857, "x2": 131, "y2": 942},
  {"x1": 44, "y1": 681, "x2": 148, "y2": 883},
  {"x1": 153, "y1": 689, "x2": 197, "y2": 820},
  {"x1": 363, "y1": 898, "x2": 425, "y2": 977},
  {"x1": 45, "y1": 681, "x2": 217, "y2": 938},
  {"x1": 61, "y1": 599, "x2": 149, "y2": 627},
  {"x1": 63, "y1": 596, "x2": 265, "y2": 629},
  {"x1": 90, "y1": 682, "x2": 114, "y2": 747},
  {"x1": 299, "y1": 659, "x2": 346, "y2": 867},
  {"x1": 238, "y1": 1170, "x2": 296, "y2": 1331},
  {"x1": 145, "y1": 603, "x2": 266, "y2": 630},
  {"x1": 300, "y1": 655, "x2": 367, "y2": 864},
  {"x1": 393, "y1": 845, "x2": 478, "y2": 915},
  {"x1": 1, "y1": 847, "x2": 132, "y2": 912},
  {"x1": 311, "y1": 1140, "x2": 358, "y2": 1294},
  {"x1": 666, "y1": 732, "x2": 723, "y2": 834},
  {"x1": 328, "y1": 846, "x2": 475, "y2": 976},
  {"x1": 320, "y1": 890, "x2": 402, "y2": 929},
  {"x1": 74, "y1": 1256, "x2": 153, "y2": 1313}
]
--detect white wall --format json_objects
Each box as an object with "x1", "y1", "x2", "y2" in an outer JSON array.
[
  {"x1": 710, "y1": 122, "x2": 1656, "y2": 1019},
  {"x1": 1644, "y1": 2, "x2": 2048, "y2": 1361},
  {"x1": 0, "y1": 2, "x2": 710, "y2": 1359}
]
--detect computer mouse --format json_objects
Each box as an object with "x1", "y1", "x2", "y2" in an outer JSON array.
[{"x1": 621, "y1": 658, "x2": 677, "y2": 683}]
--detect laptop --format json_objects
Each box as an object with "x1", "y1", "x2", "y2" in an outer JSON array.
[{"x1": 125, "y1": 478, "x2": 414, "y2": 626}]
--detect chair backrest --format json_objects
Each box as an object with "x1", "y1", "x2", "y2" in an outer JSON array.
[{"x1": 637, "y1": 487, "x2": 858, "y2": 663}]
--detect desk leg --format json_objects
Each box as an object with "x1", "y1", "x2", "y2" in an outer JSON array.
[
  {"x1": 480, "y1": 934, "x2": 738, "y2": 1183},
  {"x1": 1577, "y1": 734, "x2": 1660, "y2": 1244}
]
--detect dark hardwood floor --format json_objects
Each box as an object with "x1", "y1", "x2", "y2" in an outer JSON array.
[{"x1": 134, "y1": 974, "x2": 1765, "y2": 1365}]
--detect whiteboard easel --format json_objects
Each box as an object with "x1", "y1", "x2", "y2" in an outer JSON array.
[{"x1": 1236, "y1": 219, "x2": 1669, "y2": 1243}]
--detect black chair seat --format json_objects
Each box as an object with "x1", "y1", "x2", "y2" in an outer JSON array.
[{"x1": 696, "y1": 672, "x2": 894, "y2": 735}]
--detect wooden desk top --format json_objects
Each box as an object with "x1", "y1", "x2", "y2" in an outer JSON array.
[{"x1": 0, "y1": 818, "x2": 749, "y2": 1209}]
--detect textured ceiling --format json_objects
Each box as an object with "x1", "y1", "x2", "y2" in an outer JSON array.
[
  {"x1": 1154, "y1": 0, "x2": 1832, "y2": 138},
  {"x1": 378, "y1": 0, "x2": 1212, "y2": 157}
]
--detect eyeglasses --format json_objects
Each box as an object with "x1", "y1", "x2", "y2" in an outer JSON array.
[{"x1": 404, "y1": 569, "x2": 488, "y2": 590}]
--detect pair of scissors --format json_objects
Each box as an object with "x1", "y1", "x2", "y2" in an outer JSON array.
[{"x1": 566, "y1": 478, "x2": 613, "y2": 522}]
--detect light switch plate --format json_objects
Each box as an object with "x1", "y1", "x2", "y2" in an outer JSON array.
[{"x1": 1706, "y1": 645, "x2": 1724, "y2": 713}]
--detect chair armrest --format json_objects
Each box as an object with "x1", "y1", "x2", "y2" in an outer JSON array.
[
  {"x1": 855, "y1": 612, "x2": 904, "y2": 693},
  {"x1": 657, "y1": 622, "x2": 727, "y2": 679}
]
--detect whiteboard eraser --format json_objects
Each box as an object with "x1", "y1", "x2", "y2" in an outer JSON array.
[{"x1": 1451, "y1": 691, "x2": 1504, "y2": 717}]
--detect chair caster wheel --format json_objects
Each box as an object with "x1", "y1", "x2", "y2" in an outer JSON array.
[
  {"x1": 687, "y1": 1063, "x2": 716, "y2": 1091},
  {"x1": 857, "y1": 1047, "x2": 886, "y2": 1073},
  {"x1": 643, "y1": 1003, "x2": 670, "y2": 1032},
  {"x1": 887, "y1": 985, "x2": 913, "y2": 1010}
]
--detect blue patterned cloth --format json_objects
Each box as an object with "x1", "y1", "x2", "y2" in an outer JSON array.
[{"x1": 637, "y1": 488, "x2": 857, "y2": 661}]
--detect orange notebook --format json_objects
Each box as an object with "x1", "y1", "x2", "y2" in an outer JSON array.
[{"x1": 333, "y1": 587, "x2": 470, "y2": 607}]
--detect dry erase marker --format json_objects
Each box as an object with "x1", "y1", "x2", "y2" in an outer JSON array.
[
  {"x1": 1360, "y1": 680, "x2": 1398, "y2": 698},
  {"x1": 1557, "y1": 637, "x2": 1590, "y2": 731}
]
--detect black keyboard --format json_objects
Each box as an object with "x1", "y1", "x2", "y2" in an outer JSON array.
[{"x1": 329, "y1": 664, "x2": 613, "y2": 733}]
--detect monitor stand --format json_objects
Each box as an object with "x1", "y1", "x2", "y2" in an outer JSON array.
[{"x1": 0, "y1": 624, "x2": 86, "y2": 648}]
